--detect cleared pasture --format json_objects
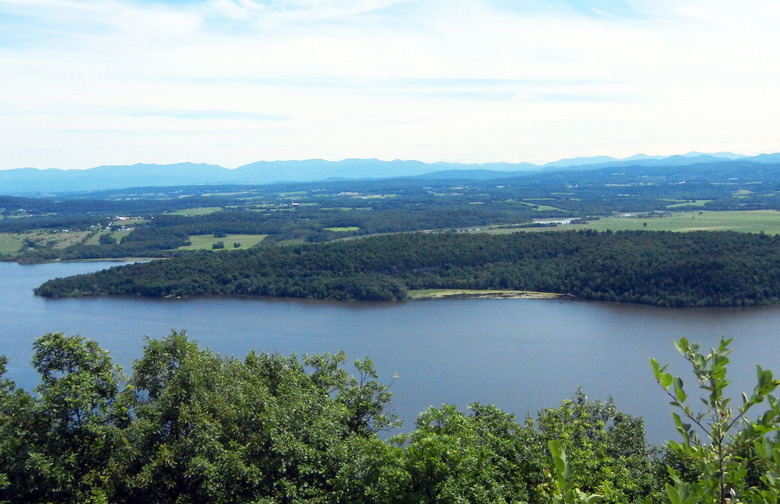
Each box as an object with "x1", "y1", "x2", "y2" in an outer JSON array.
[
  {"x1": 579, "y1": 210, "x2": 780, "y2": 234},
  {"x1": 83, "y1": 231, "x2": 115, "y2": 245},
  {"x1": 482, "y1": 210, "x2": 780, "y2": 235},
  {"x1": 167, "y1": 207, "x2": 223, "y2": 216},
  {"x1": 489, "y1": 210, "x2": 780, "y2": 235},
  {"x1": 324, "y1": 227, "x2": 360, "y2": 232},
  {"x1": 664, "y1": 199, "x2": 710, "y2": 208},
  {"x1": 0, "y1": 234, "x2": 23, "y2": 254},
  {"x1": 178, "y1": 234, "x2": 269, "y2": 250},
  {"x1": 519, "y1": 201, "x2": 568, "y2": 212}
]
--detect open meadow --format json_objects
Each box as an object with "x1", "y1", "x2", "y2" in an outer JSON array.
[
  {"x1": 178, "y1": 234, "x2": 269, "y2": 250},
  {"x1": 576, "y1": 210, "x2": 780, "y2": 234},
  {"x1": 482, "y1": 210, "x2": 780, "y2": 235}
]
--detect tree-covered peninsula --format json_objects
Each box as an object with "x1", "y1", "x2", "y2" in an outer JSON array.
[{"x1": 35, "y1": 230, "x2": 780, "y2": 307}]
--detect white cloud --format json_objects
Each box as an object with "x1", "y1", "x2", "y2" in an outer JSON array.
[{"x1": 1, "y1": 0, "x2": 779, "y2": 169}]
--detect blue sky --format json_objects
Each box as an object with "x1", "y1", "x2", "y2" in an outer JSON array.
[{"x1": 1, "y1": 0, "x2": 779, "y2": 170}]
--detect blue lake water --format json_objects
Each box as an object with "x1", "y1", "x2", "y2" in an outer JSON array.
[{"x1": 3, "y1": 260, "x2": 780, "y2": 445}]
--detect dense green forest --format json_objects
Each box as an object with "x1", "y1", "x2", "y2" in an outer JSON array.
[
  {"x1": 35, "y1": 230, "x2": 780, "y2": 307},
  {"x1": 2, "y1": 332, "x2": 779, "y2": 503}
]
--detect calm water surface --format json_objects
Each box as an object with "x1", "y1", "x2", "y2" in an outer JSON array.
[{"x1": 3, "y1": 261, "x2": 780, "y2": 445}]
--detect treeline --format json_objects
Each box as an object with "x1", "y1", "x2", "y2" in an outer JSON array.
[
  {"x1": 36, "y1": 230, "x2": 780, "y2": 307},
  {"x1": 0, "y1": 331, "x2": 664, "y2": 503},
  {"x1": 132, "y1": 203, "x2": 552, "y2": 242},
  {"x1": 4, "y1": 332, "x2": 780, "y2": 503},
  {"x1": 0, "y1": 194, "x2": 240, "y2": 219}
]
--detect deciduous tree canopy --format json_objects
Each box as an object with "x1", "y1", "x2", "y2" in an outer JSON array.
[
  {"x1": 3, "y1": 332, "x2": 780, "y2": 503},
  {"x1": 36, "y1": 230, "x2": 780, "y2": 307}
]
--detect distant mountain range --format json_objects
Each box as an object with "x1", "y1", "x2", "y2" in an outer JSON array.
[{"x1": 2, "y1": 152, "x2": 780, "y2": 195}]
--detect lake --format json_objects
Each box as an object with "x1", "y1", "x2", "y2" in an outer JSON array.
[{"x1": 3, "y1": 260, "x2": 780, "y2": 445}]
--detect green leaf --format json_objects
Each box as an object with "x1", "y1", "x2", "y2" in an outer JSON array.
[
  {"x1": 666, "y1": 483, "x2": 681, "y2": 504},
  {"x1": 650, "y1": 358, "x2": 662, "y2": 377},
  {"x1": 548, "y1": 439, "x2": 563, "y2": 459},
  {"x1": 755, "y1": 439, "x2": 768, "y2": 458},
  {"x1": 674, "y1": 377, "x2": 687, "y2": 403}
]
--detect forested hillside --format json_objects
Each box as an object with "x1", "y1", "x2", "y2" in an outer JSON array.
[{"x1": 36, "y1": 230, "x2": 780, "y2": 307}]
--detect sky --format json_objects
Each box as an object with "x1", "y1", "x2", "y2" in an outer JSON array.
[{"x1": 1, "y1": 0, "x2": 779, "y2": 170}]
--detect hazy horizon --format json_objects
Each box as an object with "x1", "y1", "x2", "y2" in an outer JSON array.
[
  {"x1": 2, "y1": 0, "x2": 779, "y2": 171},
  {"x1": 4, "y1": 150, "x2": 772, "y2": 173}
]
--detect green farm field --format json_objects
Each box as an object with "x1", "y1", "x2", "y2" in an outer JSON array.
[
  {"x1": 0, "y1": 234, "x2": 23, "y2": 255},
  {"x1": 0, "y1": 230, "x2": 90, "y2": 254},
  {"x1": 167, "y1": 207, "x2": 224, "y2": 216},
  {"x1": 178, "y1": 234, "x2": 269, "y2": 250},
  {"x1": 485, "y1": 210, "x2": 780, "y2": 235},
  {"x1": 324, "y1": 227, "x2": 360, "y2": 232},
  {"x1": 579, "y1": 210, "x2": 780, "y2": 234}
]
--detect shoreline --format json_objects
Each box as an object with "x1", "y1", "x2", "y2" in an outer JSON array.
[{"x1": 408, "y1": 289, "x2": 565, "y2": 300}]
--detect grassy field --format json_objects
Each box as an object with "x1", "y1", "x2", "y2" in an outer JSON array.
[
  {"x1": 167, "y1": 207, "x2": 223, "y2": 216},
  {"x1": 81, "y1": 230, "x2": 132, "y2": 246},
  {"x1": 83, "y1": 232, "x2": 104, "y2": 246},
  {"x1": 320, "y1": 207, "x2": 372, "y2": 211},
  {"x1": 485, "y1": 210, "x2": 780, "y2": 235},
  {"x1": 577, "y1": 210, "x2": 780, "y2": 234},
  {"x1": 0, "y1": 229, "x2": 95, "y2": 256},
  {"x1": 178, "y1": 234, "x2": 269, "y2": 250},
  {"x1": 324, "y1": 227, "x2": 360, "y2": 232},
  {"x1": 0, "y1": 234, "x2": 23, "y2": 255},
  {"x1": 519, "y1": 201, "x2": 568, "y2": 212},
  {"x1": 664, "y1": 199, "x2": 710, "y2": 208}
]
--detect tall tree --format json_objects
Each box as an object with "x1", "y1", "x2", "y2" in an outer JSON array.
[
  {"x1": 396, "y1": 403, "x2": 545, "y2": 503},
  {"x1": 27, "y1": 332, "x2": 124, "y2": 502},
  {"x1": 534, "y1": 389, "x2": 659, "y2": 504},
  {"x1": 0, "y1": 356, "x2": 38, "y2": 502}
]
